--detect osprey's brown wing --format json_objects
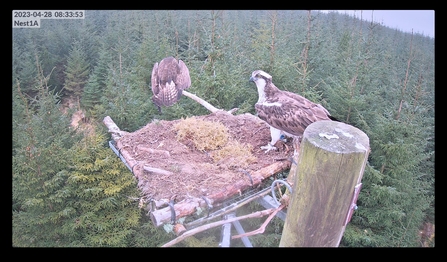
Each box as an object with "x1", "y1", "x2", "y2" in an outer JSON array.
[
  {"x1": 151, "y1": 57, "x2": 191, "y2": 108},
  {"x1": 255, "y1": 91, "x2": 332, "y2": 137},
  {"x1": 283, "y1": 90, "x2": 338, "y2": 121},
  {"x1": 175, "y1": 59, "x2": 191, "y2": 90},
  {"x1": 151, "y1": 62, "x2": 160, "y2": 97}
]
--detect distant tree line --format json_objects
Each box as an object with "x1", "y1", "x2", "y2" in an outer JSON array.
[{"x1": 12, "y1": 10, "x2": 434, "y2": 247}]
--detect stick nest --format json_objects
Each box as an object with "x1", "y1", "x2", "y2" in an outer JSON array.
[{"x1": 116, "y1": 111, "x2": 293, "y2": 203}]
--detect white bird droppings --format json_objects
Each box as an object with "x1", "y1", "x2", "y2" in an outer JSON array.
[{"x1": 319, "y1": 133, "x2": 339, "y2": 139}]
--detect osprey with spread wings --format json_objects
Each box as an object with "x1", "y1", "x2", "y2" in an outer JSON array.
[
  {"x1": 249, "y1": 70, "x2": 337, "y2": 152},
  {"x1": 151, "y1": 56, "x2": 191, "y2": 112}
]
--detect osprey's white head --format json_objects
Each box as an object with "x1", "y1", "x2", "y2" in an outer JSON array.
[
  {"x1": 249, "y1": 70, "x2": 272, "y2": 84},
  {"x1": 249, "y1": 70, "x2": 273, "y2": 103}
]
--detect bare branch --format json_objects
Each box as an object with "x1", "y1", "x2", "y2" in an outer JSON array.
[
  {"x1": 161, "y1": 208, "x2": 276, "y2": 247},
  {"x1": 143, "y1": 166, "x2": 174, "y2": 176},
  {"x1": 137, "y1": 145, "x2": 171, "y2": 158},
  {"x1": 232, "y1": 204, "x2": 285, "y2": 239},
  {"x1": 103, "y1": 116, "x2": 129, "y2": 140}
]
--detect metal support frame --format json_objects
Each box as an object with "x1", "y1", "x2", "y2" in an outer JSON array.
[
  {"x1": 108, "y1": 140, "x2": 132, "y2": 171},
  {"x1": 219, "y1": 214, "x2": 232, "y2": 247},
  {"x1": 219, "y1": 212, "x2": 253, "y2": 247},
  {"x1": 232, "y1": 219, "x2": 253, "y2": 247}
]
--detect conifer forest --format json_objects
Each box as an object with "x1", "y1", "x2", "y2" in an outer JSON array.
[{"x1": 12, "y1": 10, "x2": 434, "y2": 247}]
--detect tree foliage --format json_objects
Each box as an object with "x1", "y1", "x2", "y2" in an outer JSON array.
[
  {"x1": 12, "y1": 57, "x2": 167, "y2": 247},
  {"x1": 63, "y1": 41, "x2": 90, "y2": 106}
]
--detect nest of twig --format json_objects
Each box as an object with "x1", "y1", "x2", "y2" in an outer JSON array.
[{"x1": 116, "y1": 111, "x2": 293, "y2": 203}]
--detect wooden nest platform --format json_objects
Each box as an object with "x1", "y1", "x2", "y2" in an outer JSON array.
[{"x1": 104, "y1": 110, "x2": 292, "y2": 227}]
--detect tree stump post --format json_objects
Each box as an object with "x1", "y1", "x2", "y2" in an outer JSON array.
[{"x1": 279, "y1": 120, "x2": 370, "y2": 247}]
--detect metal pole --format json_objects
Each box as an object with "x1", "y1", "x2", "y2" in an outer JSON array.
[
  {"x1": 232, "y1": 219, "x2": 253, "y2": 247},
  {"x1": 219, "y1": 213, "x2": 232, "y2": 247}
]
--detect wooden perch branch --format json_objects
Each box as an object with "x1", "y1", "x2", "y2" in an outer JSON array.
[
  {"x1": 183, "y1": 90, "x2": 237, "y2": 114},
  {"x1": 161, "y1": 207, "x2": 277, "y2": 247},
  {"x1": 183, "y1": 90, "x2": 220, "y2": 113}
]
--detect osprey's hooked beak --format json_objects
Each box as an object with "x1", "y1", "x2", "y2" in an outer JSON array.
[{"x1": 249, "y1": 76, "x2": 256, "y2": 82}]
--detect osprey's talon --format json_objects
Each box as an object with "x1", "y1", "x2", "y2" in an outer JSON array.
[{"x1": 261, "y1": 143, "x2": 277, "y2": 153}]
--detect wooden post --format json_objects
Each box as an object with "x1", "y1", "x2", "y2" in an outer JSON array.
[{"x1": 279, "y1": 120, "x2": 369, "y2": 247}]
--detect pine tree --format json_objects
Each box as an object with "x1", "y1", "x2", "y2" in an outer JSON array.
[
  {"x1": 249, "y1": 11, "x2": 273, "y2": 72},
  {"x1": 80, "y1": 72, "x2": 102, "y2": 114},
  {"x1": 61, "y1": 132, "x2": 141, "y2": 247},
  {"x1": 339, "y1": 25, "x2": 434, "y2": 247},
  {"x1": 342, "y1": 114, "x2": 432, "y2": 247},
  {"x1": 81, "y1": 48, "x2": 110, "y2": 119},
  {"x1": 13, "y1": 75, "x2": 143, "y2": 246},
  {"x1": 13, "y1": 121, "x2": 144, "y2": 246},
  {"x1": 12, "y1": 43, "x2": 38, "y2": 96},
  {"x1": 100, "y1": 49, "x2": 154, "y2": 131},
  {"x1": 13, "y1": 72, "x2": 80, "y2": 246},
  {"x1": 63, "y1": 41, "x2": 90, "y2": 108},
  {"x1": 13, "y1": 56, "x2": 142, "y2": 246},
  {"x1": 279, "y1": 10, "x2": 324, "y2": 103}
]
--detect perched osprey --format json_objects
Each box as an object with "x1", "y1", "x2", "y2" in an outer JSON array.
[
  {"x1": 249, "y1": 70, "x2": 336, "y2": 152},
  {"x1": 151, "y1": 56, "x2": 191, "y2": 112}
]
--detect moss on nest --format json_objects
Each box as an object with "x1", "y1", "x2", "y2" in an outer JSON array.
[
  {"x1": 173, "y1": 117, "x2": 257, "y2": 168},
  {"x1": 173, "y1": 117, "x2": 229, "y2": 151}
]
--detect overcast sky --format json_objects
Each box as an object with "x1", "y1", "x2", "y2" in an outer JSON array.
[{"x1": 318, "y1": 10, "x2": 434, "y2": 38}]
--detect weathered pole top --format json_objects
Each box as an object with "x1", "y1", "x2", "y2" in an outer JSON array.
[{"x1": 304, "y1": 120, "x2": 369, "y2": 155}]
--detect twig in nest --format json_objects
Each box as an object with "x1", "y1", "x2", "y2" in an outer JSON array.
[
  {"x1": 137, "y1": 145, "x2": 171, "y2": 157},
  {"x1": 161, "y1": 208, "x2": 276, "y2": 247},
  {"x1": 274, "y1": 156, "x2": 297, "y2": 166},
  {"x1": 143, "y1": 166, "x2": 174, "y2": 176},
  {"x1": 232, "y1": 204, "x2": 285, "y2": 240}
]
